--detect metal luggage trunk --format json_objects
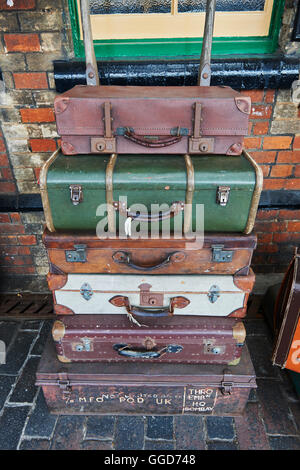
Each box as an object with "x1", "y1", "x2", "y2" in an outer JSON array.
[
  {"x1": 47, "y1": 270, "x2": 255, "y2": 318},
  {"x1": 52, "y1": 314, "x2": 246, "y2": 365},
  {"x1": 40, "y1": 150, "x2": 262, "y2": 235},
  {"x1": 43, "y1": 228, "x2": 257, "y2": 277},
  {"x1": 36, "y1": 335, "x2": 257, "y2": 416}
]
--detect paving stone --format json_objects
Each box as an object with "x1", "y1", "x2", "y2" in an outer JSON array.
[
  {"x1": 114, "y1": 416, "x2": 145, "y2": 450},
  {"x1": 0, "y1": 405, "x2": 31, "y2": 450},
  {"x1": 24, "y1": 388, "x2": 57, "y2": 438},
  {"x1": 144, "y1": 440, "x2": 175, "y2": 450},
  {"x1": 0, "y1": 321, "x2": 19, "y2": 349},
  {"x1": 269, "y1": 436, "x2": 300, "y2": 450},
  {"x1": 146, "y1": 416, "x2": 174, "y2": 440},
  {"x1": 19, "y1": 439, "x2": 50, "y2": 450},
  {"x1": 244, "y1": 319, "x2": 273, "y2": 337},
  {"x1": 9, "y1": 356, "x2": 40, "y2": 403},
  {"x1": 235, "y1": 403, "x2": 270, "y2": 450},
  {"x1": 85, "y1": 415, "x2": 115, "y2": 439},
  {"x1": 0, "y1": 376, "x2": 16, "y2": 410},
  {"x1": 174, "y1": 416, "x2": 206, "y2": 450},
  {"x1": 256, "y1": 379, "x2": 297, "y2": 435},
  {"x1": 207, "y1": 441, "x2": 238, "y2": 450},
  {"x1": 80, "y1": 440, "x2": 114, "y2": 450},
  {"x1": 50, "y1": 415, "x2": 86, "y2": 450},
  {"x1": 20, "y1": 321, "x2": 42, "y2": 331},
  {"x1": 30, "y1": 320, "x2": 53, "y2": 356},
  {"x1": 247, "y1": 388, "x2": 259, "y2": 403},
  {"x1": 0, "y1": 331, "x2": 37, "y2": 375},
  {"x1": 246, "y1": 336, "x2": 280, "y2": 378},
  {"x1": 206, "y1": 416, "x2": 235, "y2": 441}
]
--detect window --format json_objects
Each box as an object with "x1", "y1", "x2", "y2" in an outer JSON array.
[{"x1": 68, "y1": 0, "x2": 285, "y2": 58}]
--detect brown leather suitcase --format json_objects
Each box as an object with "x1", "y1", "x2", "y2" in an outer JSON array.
[
  {"x1": 52, "y1": 315, "x2": 246, "y2": 365},
  {"x1": 43, "y1": 229, "x2": 257, "y2": 276},
  {"x1": 55, "y1": 0, "x2": 251, "y2": 156},
  {"x1": 36, "y1": 334, "x2": 257, "y2": 415}
]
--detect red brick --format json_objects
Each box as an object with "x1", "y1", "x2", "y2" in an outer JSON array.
[
  {"x1": 263, "y1": 179, "x2": 286, "y2": 190},
  {"x1": 250, "y1": 105, "x2": 272, "y2": 119},
  {"x1": 256, "y1": 209, "x2": 278, "y2": 220},
  {"x1": 285, "y1": 179, "x2": 300, "y2": 190},
  {"x1": 0, "y1": 236, "x2": 18, "y2": 245},
  {"x1": 254, "y1": 221, "x2": 287, "y2": 232},
  {"x1": 256, "y1": 233, "x2": 273, "y2": 243},
  {"x1": 278, "y1": 209, "x2": 300, "y2": 220},
  {"x1": 10, "y1": 212, "x2": 21, "y2": 224},
  {"x1": 0, "y1": 167, "x2": 13, "y2": 180},
  {"x1": 294, "y1": 166, "x2": 300, "y2": 177},
  {"x1": 13, "y1": 73, "x2": 48, "y2": 90},
  {"x1": 0, "y1": 223, "x2": 24, "y2": 234},
  {"x1": 0, "y1": 139, "x2": 6, "y2": 153},
  {"x1": 0, "y1": 154, "x2": 9, "y2": 167},
  {"x1": 264, "y1": 90, "x2": 275, "y2": 103},
  {"x1": 4, "y1": 33, "x2": 40, "y2": 52},
  {"x1": 287, "y1": 221, "x2": 300, "y2": 232},
  {"x1": 29, "y1": 138, "x2": 57, "y2": 152},
  {"x1": 277, "y1": 151, "x2": 300, "y2": 163},
  {"x1": 34, "y1": 167, "x2": 41, "y2": 184},
  {"x1": 20, "y1": 108, "x2": 54, "y2": 123},
  {"x1": 0, "y1": 214, "x2": 10, "y2": 223},
  {"x1": 4, "y1": 266, "x2": 35, "y2": 274},
  {"x1": 243, "y1": 137, "x2": 261, "y2": 150},
  {"x1": 0, "y1": 0, "x2": 35, "y2": 9},
  {"x1": 18, "y1": 235, "x2": 37, "y2": 245},
  {"x1": 260, "y1": 165, "x2": 270, "y2": 177},
  {"x1": 0, "y1": 246, "x2": 30, "y2": 256},
  {"x1": 273, "y1": 233, "x2": 292, "y2": 243},
  {"x1": 241, "y1": 90, "x2": 264, "y2": 103},
  {"x1": 0, "y1": 182, "x2": 17, "y2": 193},
  {"x1": 293, "y1": 136, "x2": 300, "y2": 149},
  {"x1": 256, "y1": 244, "x2": 278, "y2": 253},
  {"x1": 270, "y1": 165, "x2": 294, "y2": 178},
  {"x1": 253, "y1": 121, "x2": 269, "y2": 135},
  {"x1": 263, "y1": 136, "x2": 293, "y2": 150},
  {"x1": 3, "y1": 255, "x2": 33, "y2": 266},
  {"x1": 251, "y1": 151, "x2": 277, "y2": 164}
]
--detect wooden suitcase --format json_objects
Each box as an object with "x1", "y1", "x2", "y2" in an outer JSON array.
[
  {"x1": 40, "y1": 150, "x2": 263, "y2": 235},
  {"x1": 43, "y1": 228, "x2": 257, "y2": 277},
  {"x1": 47, "y1": 270, "x2": 255, "y2": 319},
  {"x1": 36, "y1": 335, "x2": 257, "y2": 416},
  {"x1": 52, "y1": 315, "x2": 246, "y2": 365},
  {"x1": 55, "y1": 0, "x2": 251, "y2": 156},
  {"x1": 263, "y1": 250, "x2": 300, "y2": 374}
]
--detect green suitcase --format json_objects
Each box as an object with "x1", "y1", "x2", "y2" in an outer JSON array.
[{"x1": 40, "y1": 150, "x2": 262, "y2": 235}]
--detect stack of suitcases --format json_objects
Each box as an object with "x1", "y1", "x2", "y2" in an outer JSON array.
[{"x1": 35, "y1": 0, "x2": 262, "y2": 416}]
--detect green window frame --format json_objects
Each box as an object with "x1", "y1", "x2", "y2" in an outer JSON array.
[{"x1": 68, "y1": 0, "x2": 285, "y2": 59}]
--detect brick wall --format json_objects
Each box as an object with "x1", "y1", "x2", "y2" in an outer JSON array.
[{"x1": 0, "y1": 0, "x2": 299, "y2": 293}]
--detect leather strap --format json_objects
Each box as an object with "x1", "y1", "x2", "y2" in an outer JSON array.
[{"x1": 123, "y1": 129, "x2": 182, "y2": 148}]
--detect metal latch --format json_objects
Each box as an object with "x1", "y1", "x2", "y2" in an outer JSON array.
[
  {"x1": 217, "y1": 186, "x2": 230, "y2": 206},
  {"x1": 208, "y1": 285, "x2": 220, "y2": 304},
  {"x1": 57, "y1": 374, "x2": 72, "y2": 397},
  {"x1": 221, "y1": 369, "x2": 233, "y2": 395},
  {"x1": 212, "y1": 245, "x2": 234, "y2": 263},
  {"x1": 75, "y1": 338, "x2": 92, "y2": 352},
  {"x1": 69, "y1": 184, "x2": 83, "y2": 205},
  {"x1": 65, "y1": 244, "x2": 87, "y2": 263},
  {"x1": 80, "y1": 282, "x2": 93, "y2": 301}
]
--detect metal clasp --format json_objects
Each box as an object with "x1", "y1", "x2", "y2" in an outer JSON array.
[
  {"x1": 212, "y1": 245, "x2": 233, "y2": 263},
  {"x1": 65, "y1": 244, "x2": 87, "y2": 263},
  {"x1": 75, "y1": 338, "x2": 92, "y2": 352},
  {"x1": 217, "y1": 186, "x2": 230, "y2": 206},
  {"x1": 57, "y1": 373, "x2": 72, "y2": 397},
  {"x1": 208, "y1": 285, "x2": 220, "y2": 304},
  {"x1": 69, "y1": 184, "x2": 83, "y2": 205},
  {"x1": 80, "y1": 282, "x2": 93, "y2": 301}
]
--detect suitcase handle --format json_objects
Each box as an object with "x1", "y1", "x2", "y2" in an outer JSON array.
[
  {"x1": 113, "y1": 343, "x2": 183, "y2": 359},
  {"x1": 113, "y1": 200, "x2": 185, "y2": 222},
  {"x1": 123, "y1": 129, "x2": 182, "y2": 148},
  {"x1": 109, "y1": 295, "x2": 190, "y2": 317},
  {"x1": 112, "y1": 251, "x2": 186, "y2": 271}
]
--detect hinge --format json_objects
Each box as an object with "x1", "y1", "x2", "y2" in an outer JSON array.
[
  {"x1": 212, "y1": 245, "x2": 234, "y2": 263},
  {"x1": 65, "y1": 244, "x2": 87, "y2": 263},
  {"x1": 217, "y1": 186, "x2": 230, "y2": 206},
  {"x1": 69, "y1": 184, "x2": 83, "y2": 206}
]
